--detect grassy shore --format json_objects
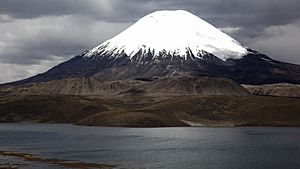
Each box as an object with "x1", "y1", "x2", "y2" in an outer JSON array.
[{"x1": 0, "y1": 95, "x2": 300, "y2": 127}]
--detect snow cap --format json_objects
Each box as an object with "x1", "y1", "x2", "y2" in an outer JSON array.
[{"x1": 86, "y1": 10, "x2": 248, "y2": 60}]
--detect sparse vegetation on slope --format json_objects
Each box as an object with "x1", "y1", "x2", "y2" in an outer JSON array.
[{"x1": 0, "y1": 95, "x2": 299, "y2": 127}]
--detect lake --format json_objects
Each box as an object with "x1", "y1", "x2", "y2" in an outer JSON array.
[{"x1": 0, "y1": 123, "x2": 299, "y2": 169}]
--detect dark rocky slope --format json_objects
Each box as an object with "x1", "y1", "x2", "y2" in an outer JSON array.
[{"x1": 4, "y1": 50, "x2": 300, "y2": 86}]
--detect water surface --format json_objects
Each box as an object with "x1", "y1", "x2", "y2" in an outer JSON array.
[{"x1": 0, "y1": 123, "x2": 299, "y2": 169}]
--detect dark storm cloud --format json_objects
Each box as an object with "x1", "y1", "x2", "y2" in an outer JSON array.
[
  {"x1": 0, "y1": 15, "x2": 130, "y2": 64},
  {"x1": 1, "y1": 0, "x2": 299, "y2": 33},
  {"x1": 3, "y1": 0, "x2": 299, "y2": 25},
  {"x1": 0, "y1": 0, "x2": 109, "y2": 19},
  {"x1": 0, "y1": 0, "x2": 299, "y2": 83},
  {"x1": 1, "y1": 0, "x2": 299, "y2": 39}
]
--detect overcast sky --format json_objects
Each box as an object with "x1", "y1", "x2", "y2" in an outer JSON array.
[{"x1": 0, "y1": 0, "x2": 300, "y2": 83}]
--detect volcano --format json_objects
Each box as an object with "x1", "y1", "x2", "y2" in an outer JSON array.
[
  {"x1": 1, "y1": 10, "x2": 300, "y2": 127},
  {"x1": 2, "y1": 10, "x2": 300, "y2": 96}
]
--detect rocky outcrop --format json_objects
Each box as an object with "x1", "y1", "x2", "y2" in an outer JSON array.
[{"x1": 243, "y1": 83, "x2": 300, "y2": 97}]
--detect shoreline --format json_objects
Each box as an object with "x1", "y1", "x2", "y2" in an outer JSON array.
[
  {"x1": 0, "y1": 150, "x2": 117, "y2": 169},
  {"x1": 1, "y1": 122, "x2": 299, "y2": 128}
]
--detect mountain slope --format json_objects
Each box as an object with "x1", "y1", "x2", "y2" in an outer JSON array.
[
  {"x1": 1, "y1": 76, "x2": 249, "y2": 96},
  {"x1": 6, "y1": 48, "x2": 300, "y2": 86}
]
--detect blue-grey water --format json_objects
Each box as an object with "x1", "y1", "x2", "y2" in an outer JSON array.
[{"x1": 0, "y1": 123, "x2": 299, "y2": 169}]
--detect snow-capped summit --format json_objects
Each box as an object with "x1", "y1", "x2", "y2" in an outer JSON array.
[{"x1": 85, "y1": 10, "x2": 248, "y2": 61}]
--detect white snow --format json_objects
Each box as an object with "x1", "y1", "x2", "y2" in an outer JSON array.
[{"x1": 85, "y1": 10, "x2": 248, "y2": 60}]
